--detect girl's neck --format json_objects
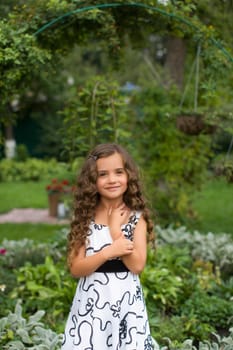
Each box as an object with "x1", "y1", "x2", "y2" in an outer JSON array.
[
  {"x1": 97, "y1": 198, "x2": 123, "y2": 211},
  {"x1": 95, "y1": 199, "x2": 126, "y2": 226}
]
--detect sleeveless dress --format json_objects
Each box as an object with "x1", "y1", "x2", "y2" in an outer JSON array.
[{"x1": 61, "y1": 211, "x2": 154, "y2": 350}]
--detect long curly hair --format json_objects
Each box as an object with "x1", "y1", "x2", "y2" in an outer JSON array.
[{"x1": 67, "y1": 143, "x2": 154, "y2": 266}]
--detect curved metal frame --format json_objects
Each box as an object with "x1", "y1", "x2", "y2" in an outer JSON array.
[{"x1": 33, "y1": 2, "x2": 233, "y2": 63}]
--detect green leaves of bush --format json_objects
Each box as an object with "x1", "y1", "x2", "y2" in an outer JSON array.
[
  {"x1": 0, "y1": 300, "x2": 62, "y2": 349},
  {"x1": 0, "y1": 158, "x2": 69, "y2": 182},
  {"x1": 1, "y1": 225, "x2": 233, "y2": 348},
  {"x1": 141, "y1": 226, "x2": 233, "y2": 343},
  {"x1": 10, "y1": 256, "x2": 76, "y2": 332}
]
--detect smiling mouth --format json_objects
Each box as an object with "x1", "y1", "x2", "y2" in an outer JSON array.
[{"x1": 106, "y1": 186, "x2": 120, "y2": 190}]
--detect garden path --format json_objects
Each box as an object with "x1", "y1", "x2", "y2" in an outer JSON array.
[{"x1": 0, "y1": 208, "x2": 69, "y2": 224}]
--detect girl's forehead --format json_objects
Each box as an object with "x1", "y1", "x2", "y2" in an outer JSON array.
[{"x1": 96, "y1": 152, "x2": 124, "y2": 169}]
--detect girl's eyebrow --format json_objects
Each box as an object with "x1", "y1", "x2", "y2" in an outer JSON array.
[{"x1": 97, "y1": 167, "x2": 125, "y2": 172}]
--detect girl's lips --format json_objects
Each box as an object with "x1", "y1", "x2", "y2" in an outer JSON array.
[{"x1": 105, "y1": 186, "x2": 120, "y2": 191}]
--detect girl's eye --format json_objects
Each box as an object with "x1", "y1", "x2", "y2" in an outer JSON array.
[{"x1": 98, "y1": 172, "x2": 106, "y2": 177}]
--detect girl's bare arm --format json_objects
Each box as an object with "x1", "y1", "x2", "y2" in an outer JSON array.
[
  {"x1": 121, "y1": 216, "x2": 147, "y2": 274},
  {"x1": 69, "y1": 235, "x2": 133, "y2": 278}
]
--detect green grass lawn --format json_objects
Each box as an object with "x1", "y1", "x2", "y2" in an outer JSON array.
[
  {"x1": 0, "y1": 223, "x2": 68, "y2": 243},
  {"x1": 190, "y1": 177, "x2": 233, "y2": 235},
  {"x1": 0, "y1": 177, "x2": 232, "y2": 243},
  {"x1": 0, "y1": 181, "x2": 69, "y2": 242},
  {"x1": 0, "y1": 181, "x2": 48, "y2": 213}
]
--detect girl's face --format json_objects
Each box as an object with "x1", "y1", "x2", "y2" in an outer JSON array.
[{"x1": 96, "y1": 152, "x2": 128, "y2": 201}]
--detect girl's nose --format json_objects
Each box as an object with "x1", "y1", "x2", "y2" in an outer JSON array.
[{"x1": 108, "y1": 173, "x2": 116, "y2": 182}]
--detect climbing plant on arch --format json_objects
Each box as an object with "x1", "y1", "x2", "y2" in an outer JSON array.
[{"x1": 1, "y1": 0, "x2": 233, "y2": 122}]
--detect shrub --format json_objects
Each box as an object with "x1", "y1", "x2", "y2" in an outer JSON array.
[
  {"x1": 2, "y1": 226, "x2": 232, "y2": 345},
  {"x1": 0, "y1": 233, "x2": 68, "y2": 319},
  {"x1": 0, "y1": 158, "x2": 71, "y2": 182},
  {"x1": 142, "y1": 246, "x2": 192, "y2": 314},
  {"x1": 142, "y1": 241, "x2": 233, "y2": 343},
  {"x1": 181, "y1": 290, "x2": 233, "y2": 331},
  {"x1": 10, "y1": 256, "x2": 76, "y2": 332},
  {"x1": 156, "y1": 225, "x2": 233, "y2": 277},
  {"x1": 166, "y1": 327, "x2": 233, "y2": 350},
  {"x1": 0, "y1": 232, "x2": 67, "y2": 270},
  {"x1": 0, "y1": 300, "x2": 63, "y2": 349}
]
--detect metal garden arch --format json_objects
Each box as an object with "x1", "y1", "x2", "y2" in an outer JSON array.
[{"x1": 33, "y1": 2, "x2": 233, "y2": 64}]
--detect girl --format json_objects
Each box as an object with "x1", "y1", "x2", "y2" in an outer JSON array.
[{"x1": 62, "y1": 143, "x2": 155, "y2": 350}]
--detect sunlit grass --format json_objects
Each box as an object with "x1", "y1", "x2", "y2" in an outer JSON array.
[
  {"x1": 0, "y1": 177, "x2": 232, "y2": 239},
  {"x1": 0, "y1": 223, "x2": 68, "y2": 243},
  {"x1": 0, "y1": 181, "x2": 48, "y2": 213},
  {"x1": 190, "y1": 177, "x2": 233, "y2": 235}
]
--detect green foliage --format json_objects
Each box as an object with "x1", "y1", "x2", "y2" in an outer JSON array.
[
  {"x1": 59, "y1": 75, "x2": 131, "y2": 160},
  {"x1": 0, "y1": 158, "x2": 70, "y2": 182},
  {"x1": 223, "y1": 160, "x2": 233, "y2": 183},
  {"x1": 141, "y1": 226, "x2": 233, "y2": 343},
  {"x1": 0, "y1": 237, "x2": 66, "y2": 269},
  {"x1": 0, "y1": 0, "x2": 232, "y2": 227},
  {"x1": 0, "y1": 300, "x2": 62, "y2": 349},
  {"x1": 10, "y1": 256, "x2": 76, "y2": 331},
  {"x1": 142, "y1": 246, "x2": 191, "y2": 313},
  {"x1": 0, "y1": 235, "x2": 68, "y2": 318},
  {"x1": 182, "y1": 290, "x2": 233, "y2": 331},
  {"x1": 159, "y1": 327, "x2": 233, "y2": 350},
  {"x1": 0, "y1": 20, "x2": 52, "y2": 114},
  {"x1": 0, "y1": 225, "x2": 233, "y2": 346},
  {"x1": 15, "y1": 144, "x2": 30, "y2": 161},
  {"x1": 0, "y1": 0, "x2": 232, "y2": 120},
  {"x1": 131, "y1": 85, "x2": 212, "y2": 224},
  {"x1": 156, "y1": 225, "x2": 233, "y2": 277},
  {"x1": 0, "y1": 268, "x2": 16, "y2": 318}
]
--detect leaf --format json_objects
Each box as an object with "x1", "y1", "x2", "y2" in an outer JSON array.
[
  {"x1": 6, "y1": 340, "x2": 25, "y2": 350},
  {"x1": 16, "y1": 328, "x2": 32, "y2": 344},
  {"x1": 28, "y1": 310, "x2": 45, "y2": 324},
  {"x1": 14, "y1": 301, "x2": 23, "y2": 318}
]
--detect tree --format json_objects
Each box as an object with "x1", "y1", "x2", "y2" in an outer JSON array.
[{"x1": 1, "y1": 0, "x2": 232, "y2": 118}]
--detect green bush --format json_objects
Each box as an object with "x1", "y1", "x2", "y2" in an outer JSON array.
[
  {"x1": 1, "y1": 300, "x2": 232, "y2": 350},
  {"x1": 0, "y1": 236, "x2": 66, "y2": 269},
  {"x1": 141, "y1": 246, "x2": 192, "y2": 314},
  {"x1": 0, "y1": 233, "x2": 68, "y2": 319},
  {"x1": 156, "y1": 225, "x2": 233, "y2": 278},
  {"x1": 0, "y1": 301, "x2": 62, "y2": 350},
  {"x1": 1, "y1": 226, "x2": 232, "y2": 345},
  {"x1": 131, "y1": 85, "x2": 212, "y2": 225},
  {"x1": 0, "y1": 158, "x2": 72, "y2": 182},
  {"x1": 141, "y1": 234, "x2": 233, "y2": 343},
  {"x1": 159, "y1": 327, "x2": 233, "y2": 350},
  {"x1": 10, "y1": 256, "x2": 76, "y2": 332},
  {"x1": 181, "y1": 290, "x2": 233, "y2": 330}
]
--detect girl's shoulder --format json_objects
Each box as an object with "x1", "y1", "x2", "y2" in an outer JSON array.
[
  {"x1": 128, "y1": 210, "x2": 142, "y2": 225},
  {"x1": 122, "y1": 211, "x2": 142, "y2": 239}
]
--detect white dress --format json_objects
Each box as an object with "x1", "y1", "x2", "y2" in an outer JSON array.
[{"x1": 61, "y1": 212, "x2": 154, "y2": 350}]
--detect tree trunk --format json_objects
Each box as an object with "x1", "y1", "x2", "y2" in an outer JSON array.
[
  {"x1": 164, "y1": 36, "x2": 186, "y2": 90},
  {"x1": 4, "y1": 124, "x2": 16, "y2": 159}
]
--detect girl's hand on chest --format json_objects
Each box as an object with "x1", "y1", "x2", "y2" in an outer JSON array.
[{"x1": 108, "y1": 203, "x2": 130, "y2": 238}]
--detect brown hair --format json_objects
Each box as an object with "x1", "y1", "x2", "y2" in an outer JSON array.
[{"x1": 67, "y1": 143, "x2": 154, "y2": 266}]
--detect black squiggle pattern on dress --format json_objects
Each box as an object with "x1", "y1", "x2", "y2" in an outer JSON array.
[{"x1": 61, "y1": 212, "x2": 155, "y2": 350}]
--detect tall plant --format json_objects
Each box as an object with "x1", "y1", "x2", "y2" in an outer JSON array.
[
  {"x1": 131, "y1": 85, "x2": 212, "y2": 224},
  {"x1": 59, "y1": 76, "x2": 131, "y2": 160}
]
